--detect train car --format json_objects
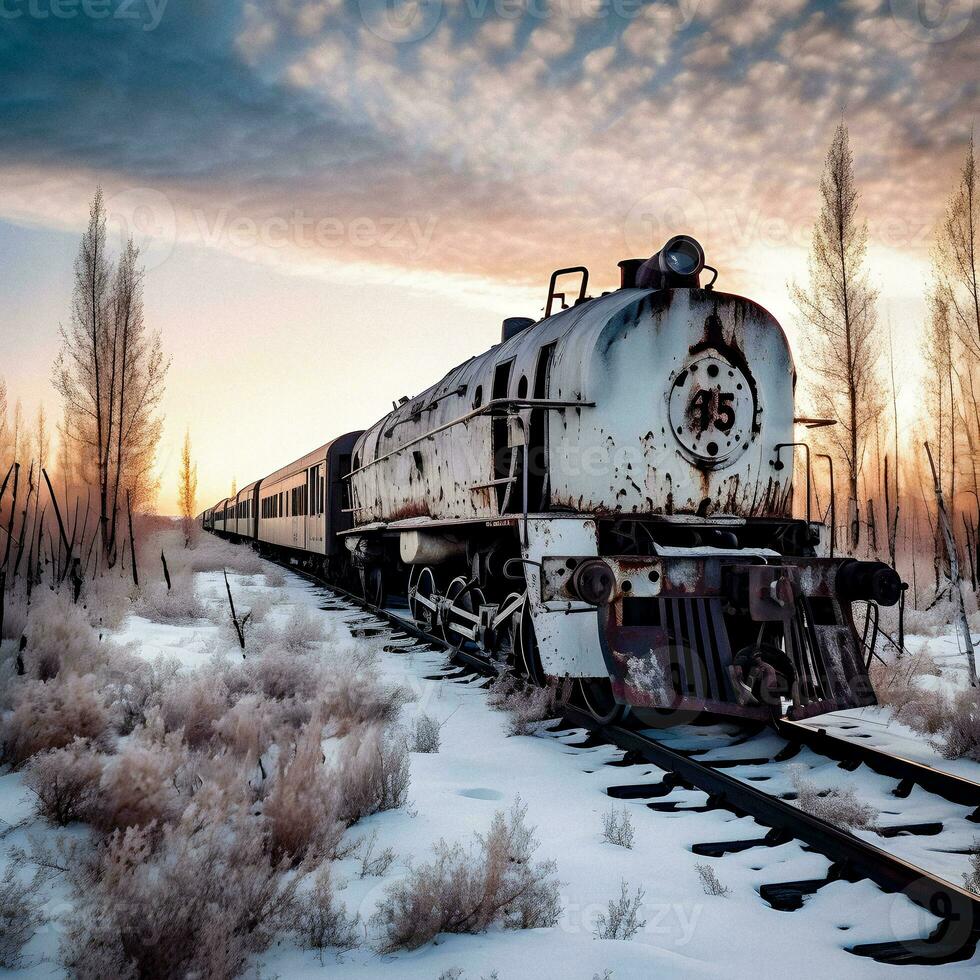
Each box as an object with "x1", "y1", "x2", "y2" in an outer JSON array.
[
  {"x1": 231, "y1": 481, "x2": 260, "y2": 541},
  {"x1": 256, "y1": 432, "x2": 362, "y2": 571},
  {"x1": 213, "y1": 497, "x2": 229, "y2": 535}
]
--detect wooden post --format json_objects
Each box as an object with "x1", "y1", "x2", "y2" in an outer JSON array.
[
  {"x1": 42, "y1": 468, "x2": 73, "y2": 582},
  {"x1": 925, "y1": 442, "x2": 978, "y2": 687},
  {"x1": 126, "y1": 490, "x2": 138, "y2": 588},
  {"x1": 161, "y1": 550, "x2": 171, "y2": 591},
  {"x1": 224, "y1": 568, "x2": 247, "y2": 653}
]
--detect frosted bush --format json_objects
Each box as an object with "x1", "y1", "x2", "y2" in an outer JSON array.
[
  {"x1": 410, "y1": 713, "x2": 441, "y2": 753},
  {"x1": 24, "y1": 738, "x2": 104, "y2": 825},
  {"x1": 1, "y1": 673, "x2": 109, "y2": 768},
  {"x1": 934, "y1": 689, "x2": 980, "y2": 762},
  {"x1": 263, "y1": 718, "x2": 344, "y2": 867},
  {"x1": 211, "y1": 692, "x2": 282, "y2": 760},
  {"x1": 339, "y1": 725, "x2": 411, "y2": 826},
  {"x1": 264, "y1": 606, "x2": 326, "y2": 654},
  {"x1": 373, "y1": 797, "x2": 560, "y2": 952},
  {"x1": 487, "y1": 673, "x2": 555, "y2": 736},
  {"x1": 965, "y1": 842, "x2": 980, "y2": 895},
  {"x1": 264, "y1": 565, "x2": 286, "y2": 588},
  {"x1": 22, "y1": 590, "x2": 104, "y2": 680},
  {"x1": 90, "y1": 734, "x2": 186, "y2": 834},
  {"x1": 0, "y1": 587, "x2": 28, "y2": 641},
  {"x1": 296, "y1": 865, "x2": 360, "y2": 952},
  {"x1": 161, "y1": 668, "x2": 230, "y2": 748},
  {"x1": 135, "y1": 575, "x2": 207, "y2": 624},
  {"x1": 790, "y1": 766, "x2": 878, "y2": 831},
  {"x1": 61, "y1": 816, "x2": 298, "y2": 980},
  {"x1": 358, "y1": 830, "x2": 396, "y2": 878},
  {"x1": 317, "y1": 646, "x2": 413, "y2": 735},
  {"x1": 102, "y1": 652, "x2": 181, "y2": 735},
  {"x1": 250, "y1": 649, "x2": 325, "y2": 703},
  {"x1": 0, "y1": 866, "x2": 45, "y2": 968},
  {"x1": 601, "y1": 806, "x2": 635, "y2": 849},
  {"x1": 593, "y1": 880, "x2": 646, "y2": 940}
]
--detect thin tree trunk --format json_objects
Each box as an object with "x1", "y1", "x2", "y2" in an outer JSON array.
[{"x1": 926, "y1": 441, "x2": 978, "y2": 686}]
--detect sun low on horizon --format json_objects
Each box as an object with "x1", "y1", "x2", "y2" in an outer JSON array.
[{"x1": 1, "y1": 0, "x2": 977, "y2": 514}]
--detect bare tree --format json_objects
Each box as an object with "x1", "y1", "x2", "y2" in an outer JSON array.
[
  {"x1": 792, "y1": 118, "x2": 882, "y2": 550},
  {"x1": 0, "y1": 377, "x2": 8, "y2": 466},
  {"x1": 53, "y1": 189, "x2": 169, "y2": 565},
  {"x1": 178, "y1": 428, "x2": 198, "y2": 547},
  {"x1": 32, "y1": 405, "x2": 50, "y2": 473}
]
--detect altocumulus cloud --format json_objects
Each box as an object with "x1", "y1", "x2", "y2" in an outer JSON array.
[{"x1": 0, "y1": 0, "x2": 976, "y2": 293}]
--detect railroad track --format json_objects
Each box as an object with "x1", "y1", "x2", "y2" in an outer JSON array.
[{"x1": 266, "y1": 555, "x2": 980, "y2": 966}]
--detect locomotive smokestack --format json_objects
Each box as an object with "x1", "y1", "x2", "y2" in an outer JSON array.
[{"x1": 617, "y1": 258, "x2": 644, "y2": 289}]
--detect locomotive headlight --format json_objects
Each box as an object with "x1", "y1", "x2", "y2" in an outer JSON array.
[
  {"x1": 659, "y1": 235, "x2": 705, "y2": 278},
  {"x1": 570, "y1": 559, "x2": 616, "y2": 605}
]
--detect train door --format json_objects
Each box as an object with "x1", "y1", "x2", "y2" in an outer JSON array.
[
  {"x1": 491, "y1": 359, "x2": 515, "y2": 513},
  {"x1": 527, "y1": 342, "x2": 556, "y2": 512}
]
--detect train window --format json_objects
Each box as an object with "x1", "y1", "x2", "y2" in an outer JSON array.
[
  {"x1": 517, "y1": 375, "x2": 528, "y2": 399},
  {"x1": 472, "y1": 385, "x2": 483, "y2": 410}
]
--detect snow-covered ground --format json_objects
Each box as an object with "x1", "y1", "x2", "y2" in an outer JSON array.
[{"x1": 2, "y1": 546, "x2": 979, "y2": 978}]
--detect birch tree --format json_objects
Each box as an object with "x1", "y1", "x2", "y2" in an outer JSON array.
[
  {"x1": 53, "y1": 188, "x2": 169, "y2": 565},
  {"x1": 792, "y1": 119, "x2": 882, "y2": 550}
]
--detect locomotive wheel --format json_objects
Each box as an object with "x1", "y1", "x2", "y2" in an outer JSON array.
[
  {"x1": 514, "y1": 598, "x2": 545, "y2": 686},
  {"x1": 444, "y1": 576, "x2": 486, "y2": 649},
  {"x1": 409, "y1": 566, "x2": 439, "y2": 632},
  {"x1": 577, "y1": 677, "x2": 626, "y2": 725}
]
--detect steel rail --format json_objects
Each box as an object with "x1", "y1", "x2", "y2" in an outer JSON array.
[{"x1": 776, "y1": 718, "x2": 980, "y2": 810}]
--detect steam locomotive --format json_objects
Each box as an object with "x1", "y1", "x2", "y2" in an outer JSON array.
[{"x1": 205, "y1": 236, "x2": 901, "y2": 724}]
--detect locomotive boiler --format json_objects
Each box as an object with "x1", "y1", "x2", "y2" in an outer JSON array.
[{"x1": 208, "y1": 235, "x2": 901, "y2": 724}]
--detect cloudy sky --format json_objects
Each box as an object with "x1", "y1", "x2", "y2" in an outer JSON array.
[{"x1": 0, "y1": 0, "x2": 977, "y2": 511}]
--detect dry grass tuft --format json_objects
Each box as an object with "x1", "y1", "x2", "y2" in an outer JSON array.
[
  {"x1": 790, "y1": 766, "x2": 878, "y2": 831},
  {"x1": 372, "y1": 796, "x2": 560, "y2": 952}
]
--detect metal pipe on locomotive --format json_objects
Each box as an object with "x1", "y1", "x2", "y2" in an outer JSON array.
[{"x1": 204, "y1": 235, "x2": 902, "y2": 725}]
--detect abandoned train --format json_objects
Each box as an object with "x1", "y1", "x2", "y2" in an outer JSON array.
[{"x1": 205, "y1": 235, "x2": 902, "y2": 724}]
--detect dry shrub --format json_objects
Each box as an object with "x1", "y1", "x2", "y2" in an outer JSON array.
[
  {"x1": 373, "y1": 797, "x2": 560, "y2": 953},
  {"x1": 22, "y1": 590, "x2": 104, "y2": 680},
  {"x1": 102, "y1": 652, "x2": 181, "y2": 736},
  {"x1": 264, "y1": 565, "x2": 287, "y2": 588},
  {"x1": 487, "y1": 672, "x2": 555, "y2": 736},
  {"x1": 296, "y1": 865, "x2": 360, "y2": 952},
  {"x1": 24, "y1": 738, "x2": 104, "y2": 826},
  {"x1": 790, "y1": 766, "x2": 878, "y2": 831},
  {"x1": 0, "y1": 866, "x2": 45, "y2": 968},
  {"x1": 318, "y1": 646, "x2": 412, "y2": 735},
  {"x1": 90, "y1": 734, "x2": 186, "y2": 834},
  {"x1": 965, "y1": 841, "x2": 980, "y2": 895},
  {"x1": 0, "y1": 587, "x2": 28, "y2": 642},
  {"x1": 135, "y1": 575, "x2": 208, "y2": 624},
  {"x1": 339, "y1": 726, "x2": 411, "y2": 826},
  {"x1": 695, "y1": 863, "x2": 731, "y2": 897},
  {"x1": 1, "y1": 672, "x2": 109, "y2": 768},
  {"x1": 358, "y1": 830, "x2": 396, "y2": 878},
  {"x1": 161, "y1": 668, "x2": 231, "y2": 748},
  {"x1": 601, "y1": 807, "x2": 635, "y2": 849},
  {"x1": 212, "y1": 692, "x2": 283, "y2": 760},
  {"x1": 259, "y1": 605, "x2": 325, "y2": 654},
  {"x1": 263, "y1": 718, "x2": 343, "y2": 867},
  {"x1": 594, "y1": 880, "x2": 646, "y2": 940},
  {"x1": 249, "y1": 649, "x2": 325, "y2": 703},
  {"x1": 934, "y1": 689, "x2": 980, "y2": 762},
  {"x1": 409, "y1": 712, "x2": 441, "y2": 753},
  {"x1": 61, "y1": 815, "x2": 298, "y2": 980}
]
